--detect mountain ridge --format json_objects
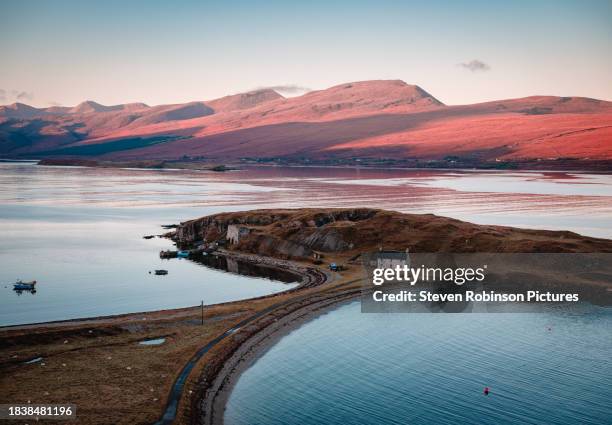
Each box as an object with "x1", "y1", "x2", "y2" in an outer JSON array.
[{"x1": 1, "y1": 80, "x2": 611, "y2": 164}]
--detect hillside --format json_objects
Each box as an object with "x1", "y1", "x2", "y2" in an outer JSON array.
[
  {"x1": 174, "y1": 208, "x2": 612, "y2": 258},
  {"x1": 1, "y1": 80, "x2": 611, "y2": 167}
]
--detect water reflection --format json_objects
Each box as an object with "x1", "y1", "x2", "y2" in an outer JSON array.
[
  {"x1": 190, "y1": 254, "x2": 299, "y2": 284},
  {"x1": 12, "y1": 289, "x2": 37, "y2": 296},
  {"x1": 1, "y1": 163, "x2": 611, "y2": 325}
]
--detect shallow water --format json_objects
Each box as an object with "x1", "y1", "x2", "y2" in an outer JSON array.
[
  {"x1": 1, "y1": 163, "x2": 611, "y2": 326},
  {"x1": 226, "y1": 302, "x2": 612, "y2": 425},
  {"x1": 139, "y1": 338, "x2": 165, "y2": 346}
]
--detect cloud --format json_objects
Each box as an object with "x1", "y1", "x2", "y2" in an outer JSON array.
[
  {"x1": 256, "y1": 84, "x2": 311, "y2": 95},
  {"x1": 1, "y1": 89, "x2": 34, "y2": 104},
  {"x1": 15, "y1": 91, "x2": 34, "y2": 101},
  {"x1": 459, "y1": 60, "x2": 490, "y2": 72}
]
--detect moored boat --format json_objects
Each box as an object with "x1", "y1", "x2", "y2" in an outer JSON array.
[
  {"x1": 13, "y1": 280, "x2": 37, "y2": 290},
  {"x1": 160, "y1": 250, "x2": 178, "y2": 259}
]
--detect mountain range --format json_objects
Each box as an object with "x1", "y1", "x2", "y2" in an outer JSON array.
[{"x1": 1, "y1": 80, "x2": 611, "y2": 165}]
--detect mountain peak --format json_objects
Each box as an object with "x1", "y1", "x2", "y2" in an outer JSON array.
[
  {"x1": 5, "y1": 102, "x2": 36, "y2": 110},
  {"x1": 69, "y1": 101, "x2": 150, "y2": 114},
  {"x1": 70, "y1": 100, "x2": 111, "y2": 114},
  {"x1": 339, "y1": 80, "x2": 443, "y2": 105},
  {"x1": 247, "y1": 88, "x2": 284, "y2": 96},
  {"x1": 207, "y1": 89, "x2": 284, "y2": 113},
  {"x1": 120, "y1": 102, "x2": 150, "y2": 112},
  {"x1": 0, "y1": 102, "x2": 42, "y2": 118},
  {"x1": 297, "y1": 79, "x2": 444, "y2": 112}
]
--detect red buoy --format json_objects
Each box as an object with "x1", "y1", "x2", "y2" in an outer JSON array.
[{"x1": 483, "y1": 387, "x2": 490, "y2": 395}]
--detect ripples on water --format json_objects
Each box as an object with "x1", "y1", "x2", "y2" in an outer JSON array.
[
  {"x1": 1, "y1": 163, "x2": 611, "y2": 325},
  {"x1": 1, "y1": 163, "x2": 611, "y2": 421},
  {"x1": 226, "y1": 302, "x2": 612, "y2": 425}
]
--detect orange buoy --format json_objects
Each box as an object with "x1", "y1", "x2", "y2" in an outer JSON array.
[{"x1": 483, "y1": 387, "x2": 490, "y2": 395}]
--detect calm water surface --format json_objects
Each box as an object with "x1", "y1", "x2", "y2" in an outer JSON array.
[
  {"x1": 226, "y1": 302, "x2": 612, "y2": 425},
  {"x1": 1, "y1": 163, "x2": 611, "y2": 326}
]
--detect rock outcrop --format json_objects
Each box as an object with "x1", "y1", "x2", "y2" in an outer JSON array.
[{"x1": 172, "y1": 208, "x2": 612, "y2": 260}]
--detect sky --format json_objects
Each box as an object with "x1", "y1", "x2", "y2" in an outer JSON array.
[{"x1": 1, "y1": 0, "x2": 611, "y2": 107}]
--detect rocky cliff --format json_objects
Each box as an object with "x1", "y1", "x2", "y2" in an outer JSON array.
[{"x1": 172, "y1": 208, "x2": 612, "y2": 260}]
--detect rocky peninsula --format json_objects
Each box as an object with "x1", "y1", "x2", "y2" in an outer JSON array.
[{"x1": 1, "y1": 208, "x2": 611, "y2": 425}]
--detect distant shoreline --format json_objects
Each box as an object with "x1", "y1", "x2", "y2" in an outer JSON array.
[{"x1": 27, "y1": 157, "x2": 612, "y2": 173}]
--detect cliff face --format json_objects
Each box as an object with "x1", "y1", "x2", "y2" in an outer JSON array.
[
  {"x1": 174, "y1": 208, "x2": 378, "y2": 258},
  {"x1": 172, "y1": 208, "x2": 612, "y2": 260}
]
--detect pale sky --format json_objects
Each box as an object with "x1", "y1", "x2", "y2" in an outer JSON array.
[{"x1": 1, "y1": 0, "x2": 611, "y2": 107}]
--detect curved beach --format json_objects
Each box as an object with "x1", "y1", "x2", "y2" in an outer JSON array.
[{"x1": 2, "y1": 208, "x2": 611, "y2": 425}]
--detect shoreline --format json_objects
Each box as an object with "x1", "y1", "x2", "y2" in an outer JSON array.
[
  {"x1": 152, "y1": 252, "x2": 336, "y2": 425},
  {"x1": 0, "y1": 250, "x2": 315, "y2": 330},
  {"x1": 0, "y1": 248, "x2": 353, "y2": 425},
  {"x1": 2, "y1": 208, "x2": 612, "y2": 425},
  {"x1": 196, "y1": 289, "x2": 360, "y2": 425},
  {"x1": 21, "y1": 158, "x2": 612, "y2": 174},
  {"x1": 167, "y1": 208, "x2": 612, "y2": 424}
]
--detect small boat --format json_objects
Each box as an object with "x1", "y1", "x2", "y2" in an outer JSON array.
[
  {"x1": 155, "y1": 269, "x2": 168, "y2": 275},
  {"x1": 13, "y1": 280, "x2": 37, "y2": 290},
  {"x1": 177, "y1": 250, "x2": 190, "y2": 258},
  {"x1": 160, "y1": 250, "x2": 178, "y2": 259}
]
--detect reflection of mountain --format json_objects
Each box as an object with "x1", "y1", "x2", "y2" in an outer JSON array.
[
  {"x1": 190, "y1": 254, "x2": 298, "y2": 283},
  {"x1": 2, "y1": 80, "x2": 611, "y2": 162}
]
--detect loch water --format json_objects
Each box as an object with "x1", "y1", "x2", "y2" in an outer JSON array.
[
  {"x1": 1, "y1": 162, "x2": 611, "y2": 326},
  {"x1": 226, "y1": 302, "x2": 612, "y2": 425}
]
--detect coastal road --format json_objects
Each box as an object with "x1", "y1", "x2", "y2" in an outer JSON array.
[{"x1": 154, "y1": 266, "x2": 363, "y2": 424}]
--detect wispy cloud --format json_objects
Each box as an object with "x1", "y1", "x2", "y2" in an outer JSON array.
[
  {"x1": 1, "y1": 89, "x2": 34, "y2": 104},
  {"x1": 459, "y1": 60, "x2": 490, "y2": 72},
  {"x1": 15, "y1": 91, "x2": 34, "y2": 101},
  {"x1": 256, "y1": 84, "x2": 311, "y2": 95}
]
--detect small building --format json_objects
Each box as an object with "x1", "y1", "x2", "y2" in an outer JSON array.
[
  {"x1": 227, "y1": 225, "x2": 250, "y2": 245},
  {"x1": 371, "y1": 250, "x2": 411, "y2": 269}
]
